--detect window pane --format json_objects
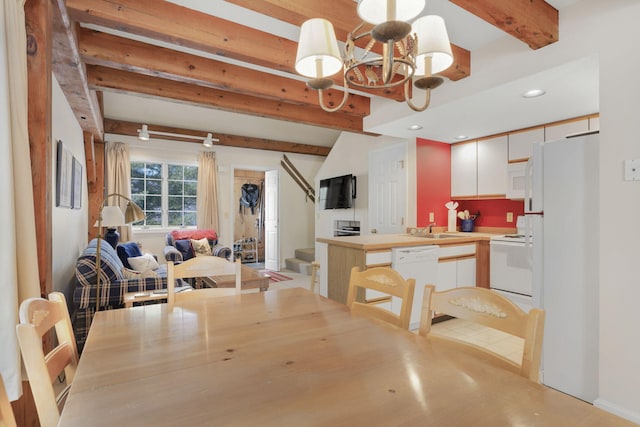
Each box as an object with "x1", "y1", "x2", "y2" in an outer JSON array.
[
  {"x1": 184, "y1": 166, "x2": 198, "y2": 181},
  {"x1": 184, "y1": 196, "x2": 197, "y2": 211},
  {"x1": 168, "y1": 196, "x2": 183, "y2": 211},
  {"x1": 184, "y1": 212, "x2": 197, "y2": 226},
  {"x1": 131, "y1": 178, "x2": 145, "y2": 194},
  {"x1": 184, "y1": 181, "x2": 197, "y2": 196},
  {"x1": 146, "y1": 195, "x2": 161, "y2": 211},
  {"x1": 147, "y1": 179, "x2": 162, "y2": 195},
  {"x1": 131, "y1": 162, "x2": 145, "y2": 178},
  {"x1": 146, "y1": 212, "x2": 162, "y2": 226},
  {"x1": 132, "y1": 195, "x2": 145, "y2": 209},
  {"x1": 168, "y1": 181, "x2": 183, "y2": 195},
  {"x1": 145, "y1": 163, "x2": 162, "y2": 179},
  {"x1": 168, "y1": 165, "x2": 182, "y2": 180},
  {"x1": 168, "y1": 211, "x2": 183, "y2": 226}
]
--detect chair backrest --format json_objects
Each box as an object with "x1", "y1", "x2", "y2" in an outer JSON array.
[
  {"x1": 167, "y1": 257, "x2": 241, "y2": 308},
  {"x1": 419, "y1": 285, "x2": 545, "y2": 382},
  {"x1": 346, "y1": 266, "x2": 416, "y2": 330},
  {"x1": 16, "y1": 292, "x2": 79, "y2": 427},
  {"x1": 309, "y1": 261, "x2": 320, "y2": 294},
  {"x1": 0, "y1": 374, "x2": 17, "y2": 427}
]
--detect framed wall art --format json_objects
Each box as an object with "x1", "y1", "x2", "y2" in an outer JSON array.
[
  {"x1": 72, "y1": 156, "x2": 82, "y2": 209},
  {"x1": 56, "y1": 140, "x2": 73, "y2": 208}
]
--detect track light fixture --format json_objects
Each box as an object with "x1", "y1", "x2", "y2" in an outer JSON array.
[{"x1": 136, "y1": 125, "x2": 219, "y2": 147}]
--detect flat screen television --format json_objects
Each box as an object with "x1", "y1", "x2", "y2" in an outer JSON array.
[{"x1": 319, "y1": 174, "x2": 356, "y2": 209}]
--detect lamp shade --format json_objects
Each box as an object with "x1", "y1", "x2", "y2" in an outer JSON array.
[
  {"x1": 98, "y1": 206, "x2": 126, "y2": 227},
  {"x1": 124, "y1": 201, "x2": 145, "y2": 224},
  {"x1": 357, "y1": 0, "x2": 425, "y2": 25},
  {"x1": 295, "y1": 18, "x2": 342, "y2": 79},
  {"x1": 412, "y1": 15, "x2": 454, "y2": 76}
]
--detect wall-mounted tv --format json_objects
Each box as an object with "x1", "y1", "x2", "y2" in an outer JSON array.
[{"x1": 319, "y1": 174, "x2": 357, "y2": 209}]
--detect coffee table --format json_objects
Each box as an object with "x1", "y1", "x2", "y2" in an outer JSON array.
[{"x1": 201, "y1": 263, "x2": 269, "y2": 292}]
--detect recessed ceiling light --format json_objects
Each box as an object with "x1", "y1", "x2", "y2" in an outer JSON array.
[
  {"x1": 455, "y1": 135, "x2": 468, "y2": 140},
  {"x1": 408, "y1": 124, "x2": 423, "y2": 130},
  {"x1": 522, "y1": 89, "x2": 546, "y2": 98}
]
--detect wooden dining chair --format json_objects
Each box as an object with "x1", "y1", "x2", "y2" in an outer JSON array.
[
  {"x1": 419, "y1": 285, "x2": 545, "y2": 382},
  {"x1": 167, "y1": 256, "x2": 242, "y2": 308},
  {"x1": 346, "y1": 266, "x2": 416, "y2": 330},
  {"x1": 0, "y1": 374, "x2": 17, "y2": 427},
  {"x1": 309, "y1": 261, "x2": 320, "y2": 293},
  {"x1": 15, "y1": 292, "x2": 79, "y2": 427}
]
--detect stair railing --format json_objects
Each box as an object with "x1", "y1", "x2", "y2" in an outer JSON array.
[{"x1": 281, "y1": 154, "x2": 315, "y2": 202}]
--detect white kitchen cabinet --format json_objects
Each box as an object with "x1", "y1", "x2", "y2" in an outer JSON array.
[
  {"x1": 477, "y1": 136, "x2": 508, "y2": 196},
  {"x1": 450, "y1": 141, "x2": 477, "y2": 198},
  {"x1": 545, "y1": 119, "x2": 589, "y2": 141},
  {"x1": 508, "y1": 127, "x2": 544, "y2": 161},
  {"x1": 437, "y1": 244, "x2": 476, "y2": 290}
]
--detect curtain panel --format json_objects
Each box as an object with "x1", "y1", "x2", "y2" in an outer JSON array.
[
  {"x1": 0, "y1": 0, "x2": 41, "y2": 401},
  {"x1": 196, "y1": 151, "x2": 220, "y2": 232},
  {"x1": 106, "y1": 142, "x2": 133, "y2": 242}
]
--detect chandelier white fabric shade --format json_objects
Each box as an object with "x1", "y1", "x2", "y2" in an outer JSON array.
[
  {"x1": 357, "y1": 0, "x2": 425, "y2": 24},
  {"x1": 413, "y1": 15, "x2": 454, "y2": 76},
  {"x1": 295, "y1": 18, "x2": 342, "y2": 79}
]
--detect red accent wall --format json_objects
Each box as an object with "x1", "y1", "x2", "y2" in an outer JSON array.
[
  {"x1": 416, "y1": 138, "x2": 524, "y2": 229},
  {"x1": 416, "y1": 139, "x2": 451, "y2": 227}
]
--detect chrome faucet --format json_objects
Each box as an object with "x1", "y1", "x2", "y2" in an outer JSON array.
[{"x1": 428, "y1": 222, "x2": 436, "y2": 234}]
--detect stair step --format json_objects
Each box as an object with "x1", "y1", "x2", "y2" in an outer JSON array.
[
  {"x1": 294, "y1": 248, "x2": 315, "y2": 263},
  {"x1": 285, "y1": 257, "x2": 312, "y2": 275}
]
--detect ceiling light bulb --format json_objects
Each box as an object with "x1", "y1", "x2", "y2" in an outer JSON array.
[
  {"x1": 455, "y1": 135, "x2": 469, "y2": 140},
  {"x1": 522, "y1": 89, "x2": 546, "y2": 98},
  {"x1": 138, "y1": 124, "x2": 150, "y2": 141},
  {"x1": 408, "y1": 124, "x2": 423, "y2": 130}
]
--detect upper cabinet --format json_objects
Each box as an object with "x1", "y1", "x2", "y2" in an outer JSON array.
[
  {"x1": 508, "y1": 128, "x2": 544, "y2": 162},
  {"x1": 545, "y1": 118, "x2": 589, "y2": 141},
  {"x1": 451, "y1": 136, "x2": 507, "y2": 198},
  {"x1": 451, "y1": 141, "x2": 477, "y2": 198}
]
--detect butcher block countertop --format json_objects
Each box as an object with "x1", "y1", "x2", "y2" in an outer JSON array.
[{"x1": 317, "y1": 231, "x2": 502, "y2": 251}]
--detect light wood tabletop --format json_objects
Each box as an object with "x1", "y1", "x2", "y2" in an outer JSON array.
[{"x1": 59, "y1": 288, "x2": 634, "y2": 427}]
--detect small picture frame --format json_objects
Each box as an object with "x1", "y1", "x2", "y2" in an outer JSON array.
[{"x1": 72, "y1": 157, "x2": 83, "y2": 209}]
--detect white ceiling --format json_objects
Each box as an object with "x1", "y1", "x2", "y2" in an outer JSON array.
[{"x1": 102, "y1": 0, "x2": 595, "y2": 147}]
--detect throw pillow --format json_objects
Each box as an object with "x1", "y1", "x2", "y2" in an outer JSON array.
[
  {"x1": 117, "y1": 242, "x2": 143, "y2": 269},
  {"x1": 128, "y1": 253, "x2": 160, "y2": 272},
  {"x1": 122, "y1": 267, "x2": 159, "y2": 279},
  {"x1": 191, "y1": 237, "x2": 212, "y2": 257},
  {"x1": 174, "y1": 239, "x2": 194, "y2": 261}
]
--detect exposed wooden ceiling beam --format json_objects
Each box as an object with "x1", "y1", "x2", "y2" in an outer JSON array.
[
  {"x1": 52, "y1": 0, "x2": 104, "y2": 141},
  {"x1": 225, "y1": 0, "x2": 471, "y2": 81},
  {"x1": 65, "y1": 0, "x2": 406, "y2": 102},
  {"x1": 88, "y1": 65, "x2": 364, "y2": 133},
  {"x1": 449, "y1": 0, "x2": 558, "y2": 49},
  {"x1": 104, "y1": 119, "x2": 332, "y2": 157},
  {"x1": 78, "y1": 28, "x2": 370, "y2": 116}
]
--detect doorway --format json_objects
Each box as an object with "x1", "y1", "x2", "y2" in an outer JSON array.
[{"x1": 233, "y1": 169, "x2": 265, "y2": 263}]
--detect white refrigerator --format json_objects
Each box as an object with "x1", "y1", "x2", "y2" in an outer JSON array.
[{"x1": 525, "y1": 132, "x2": 599, "y2": 403}]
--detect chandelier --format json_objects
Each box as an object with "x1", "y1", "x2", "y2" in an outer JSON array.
[{"x1": 294, "y1": 0, "x2": 453, "y2": 112}]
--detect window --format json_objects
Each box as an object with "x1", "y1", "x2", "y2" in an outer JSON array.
[{"x1": 131, "y1": 161, "x2": 198, "y2": 228}]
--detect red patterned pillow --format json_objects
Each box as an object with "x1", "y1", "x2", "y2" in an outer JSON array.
[{"x1": 170, "y1": 229, "x2": 217, "y2": 242}]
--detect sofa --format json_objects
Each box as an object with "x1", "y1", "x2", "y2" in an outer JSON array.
[
  {"x1": 164, "y1": 229, "x2": 232, "y2": 262},
  {"x1": 73, "y1": 238, "x2": 171, "y2": 351}
]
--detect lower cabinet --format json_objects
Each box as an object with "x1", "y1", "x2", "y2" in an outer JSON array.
[{"x1": 437, "y1": 244, "x2": 477, "y2": 291}]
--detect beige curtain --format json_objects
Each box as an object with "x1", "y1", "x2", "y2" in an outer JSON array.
[
  {"x1": 106, "y1": 142, "x2": 133, "y2": 241},
  {"x1": 0, "y1": 0, "x2": 41, "y2": 401},
  {"x1": 196, "y1": 151, "x2": 220, "y2": 231}
]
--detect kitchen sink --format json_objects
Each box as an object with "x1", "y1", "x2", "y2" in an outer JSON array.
[{"x1": 424, "y1": 233, "x2": 459, "y2": 239}]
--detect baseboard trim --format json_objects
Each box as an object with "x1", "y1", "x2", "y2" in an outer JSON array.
[{"x1": 593, "y1": 398, "x2": 640, "y2": 424}]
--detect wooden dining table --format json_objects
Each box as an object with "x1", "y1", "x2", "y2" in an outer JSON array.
[{"x1": 59, "y1": 288, "x2": 634, "y2": 426}]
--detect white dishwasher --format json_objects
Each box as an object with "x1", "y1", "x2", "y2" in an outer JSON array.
[{"x1": 391, "y1": 245, "x2": 439, "y2": 330}]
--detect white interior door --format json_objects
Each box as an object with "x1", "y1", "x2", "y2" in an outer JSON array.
[
  {"x1": 264, "y1": 170, "x2": 280, "y2": 271},
  {"x1": 369, "y1": 143, "x2": 407, "y2": 234}
]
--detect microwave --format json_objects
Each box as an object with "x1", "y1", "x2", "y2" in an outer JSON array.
[{"x1": 506, "y1": 162, "x2": 526, "y2": 200}]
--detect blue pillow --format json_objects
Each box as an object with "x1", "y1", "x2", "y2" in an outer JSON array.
[
  {"x1": 116, "y1": 242, "x2": 143, "y2": 269},
  {"x1": 174, "y1": 239, "x2": 194, "y2": 261}
]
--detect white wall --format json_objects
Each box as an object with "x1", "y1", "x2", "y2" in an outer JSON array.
[
  {"x1": 51, "y1": 76, "x2": 88, "y2": 305},
  {"x1": 114, "y1": 135, "x2": 323, "y2": 268}
]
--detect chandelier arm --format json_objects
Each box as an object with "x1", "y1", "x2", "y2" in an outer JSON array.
[
  {"x1": 404, "y1": 80, "x2": 432, "y2": 112},
  {"x1": 317, "y1": 75, "x2": 350, "y2": 113}
]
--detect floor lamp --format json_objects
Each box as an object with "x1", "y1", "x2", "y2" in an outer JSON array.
[{"x1": 95, "y1": 193, "x2": 145, "y2": 313}]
